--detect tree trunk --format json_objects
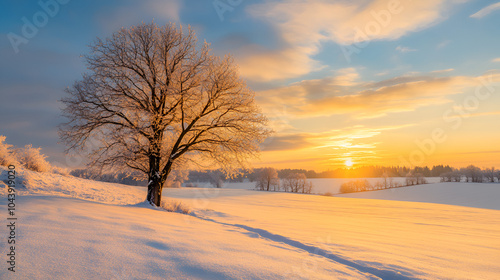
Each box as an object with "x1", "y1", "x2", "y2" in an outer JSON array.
[{"x1": 147, "y1": 155, "x2": 163, "y2": 206}]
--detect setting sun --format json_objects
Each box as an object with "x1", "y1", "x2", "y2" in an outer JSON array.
[{"x1": 345, "y1": 159, "x2": 353, "y2": 167}]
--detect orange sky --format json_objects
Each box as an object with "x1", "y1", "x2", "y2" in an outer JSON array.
[
  {"x1": 2, "y1": 0, "x2": 500, "y2": 172},
  {"x1": 253, "y1": 72, "x2": 500, "y2": 171}
]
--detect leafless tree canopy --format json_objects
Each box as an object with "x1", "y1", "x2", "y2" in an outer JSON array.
[
  {"x1": 60, "y1": 22, "x2": 270, "y2": 206},
  {"x1": 256, "y1": 167, "x2": 279, "y2": 191},
  {"x1": 282, "y1": 173, "x2": 313, "y2": 194}
]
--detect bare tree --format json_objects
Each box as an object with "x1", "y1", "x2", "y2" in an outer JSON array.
[
  {"x1": 405, "y1": 172, "x2": 416, "y2": 186},
  {"x1": 165, "y1": 169, "x2": 189, "y2": 188},
  {"x1": 60, "y1": 22, "x2": 270, "y2": 206},
  {"x1": 483, "y1": 167, "x2": 496, "y2": 183},
  {"x1": 461, "y1": 165, "x2": 482, "y2": 183},
  {"x1": 255, "y1": 167, "x2": 279, "y2": 191},
  {"x1": 451, "y1": 170, "x2": 462, "y2": 182},
  {"x1": 339, "y1": 180, "x2": 370, "y2": 193},
  {"x1": 415, "y1": 173, "x2": 427, "y2": 185},
  {"x1": 282, "y1": 173, "x2": 312, "y2": 193},
  {"x1": 440, "y1": 171, "x2": 452, "y2": 182}
]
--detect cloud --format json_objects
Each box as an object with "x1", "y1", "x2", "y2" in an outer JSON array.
[
  {"x1": 261, "y1": 124, "x2": 406, "y2": 150},
  {"x1": 239, "y1": 0, "x2": 464, "y2": 81},
  {"x1": 236, "y1": 45, "x2": 323, "y2": 81},
  {"x1": 460, "y1": 110, "x2": 500, "y2": 119},
  {"x1": 431, "y1": 68, "x2": 455, "y2": 73},
  {"x1": 437, "y1": 40, "x2": 451, "y2": 49},
  {"x1": 492, "y1": 58, "x2": 500, "y2": 63},
  {"x1": 249, "y1": 0, "x2": 460, "y2": 45},
  {"x1": 396, "y1": 45, "x2": 417, "y2": 53},
  {"x1": 257, "y1": 71, "x2": 500, "y2": 119},
  {"x1": 470, "y1": 2, "x2": 500, "y2": 18},
  {"x1": 261, "y1": 134, "x2": 312, "y2": 151},
  {"x1": 97, "y1": 0, "x2": 182, "y2": 32},
  {"x1": 260, "y1": 124, "x2": 413, "y2": 169}
]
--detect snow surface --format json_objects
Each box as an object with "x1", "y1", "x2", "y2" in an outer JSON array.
[
  {"x1": 1, "y1": 166, "x2": 499, "y2": 279},
  {"x1": 336, "y1": 182, "x2": 500, "y2": 210}
]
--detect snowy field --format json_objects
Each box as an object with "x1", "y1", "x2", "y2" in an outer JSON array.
[
  {"x1": 336, "y1": 182, "x2": 500, "y2": 210},
  {"x1": 189, "y1": 177, "x2": 443, "y2": 195},
  {"x1": 1, "y1": 167, "x2": 499, "y2": 279}
]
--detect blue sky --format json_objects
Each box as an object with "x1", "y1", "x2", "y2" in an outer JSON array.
[{"x1": 1, "y1": 0, "x2": 500, "y2": 170}]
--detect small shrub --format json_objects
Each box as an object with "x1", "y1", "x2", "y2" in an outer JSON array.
[
  {"x1": 184, "y1": 182, "x2": 198, "y2": 188},
  {"x1": 52, "y1": 166, "x2": 70, "y2": 176},
  {"x1": 340, "y1": 180, "x2": 371, "y2": 193},
  {"x1": 0, "y1": 136, "x2": 18, "y2": 167},
  {"x1": 18, "y1": 144, "x2": 51, "y2": 172},
  {"x1": 160, "y1": 200, "x2": 191, "y2": 214},
  {"x1": 323, "y1": 192, "x2": 333, "y2": 196}
]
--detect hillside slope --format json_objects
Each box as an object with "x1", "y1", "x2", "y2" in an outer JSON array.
[{"x1": 1, "y1": 167, "x2": 499, "y2": 279}]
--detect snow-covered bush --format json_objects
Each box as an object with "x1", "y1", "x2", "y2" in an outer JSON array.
[
  {"x1": 18, "y1": 144, "x2": 51, "y2": 172},
  {"x1": 51, "y1": 166, "x2": 70, "y2": 176},
  {"x1": 282, "y1": 173, "x2": 313, "y2": 193},
  {"x1": 255, "y1": 167, "x2": 279, "y2": 191},
  {"x1": 165, "y1": 170, "x2": 189, "y2": 188},
  {"x1": 339, "y1": 180, "x2": 371, "y2": 193},
  {"x1": 0, "y1": 136, "x2": 18, "y2": 167},
  {"x1": 161, "y1": 199, "x2": 191, "y2": 214}
]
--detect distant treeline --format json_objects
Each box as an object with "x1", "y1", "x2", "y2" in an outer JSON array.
[
  {"x1": 187, "y1": 165, "x2": 455, "y2": 182},
  {"x1": 340, "y1": 165, "x2": 500, "y2": 194},
  {"x1": 439, "y1": 165, "x2": 499, "y2": 183},
  {"x1": 69, "y1": 164, "x2": 499, "y2": 188},
  {"x1": 339, "y1": 173, "x2": 428, "y2": 194}
]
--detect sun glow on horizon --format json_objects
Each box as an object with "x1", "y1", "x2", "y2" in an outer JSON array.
[{"x1": 344, "y1": 159, "x2": 353, "y2": 167}]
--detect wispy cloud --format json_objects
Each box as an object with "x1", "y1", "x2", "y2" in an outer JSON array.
[
  {"x1": 492, "y1": 58, "x2": 500, "y2": 63},
  {"x1": 431, "y1": 68, "x2": 455, "y2": 73},
  {"x1": 396, "y1": 46, "x2": 417, "y2": 53},
  {"x1": 257, "y1": 71, "x2": 500, "y2": 119},
  {"x1": 239, "y1": 0, "x2": 464, "y2": 81},
  {"x1": 470, "y1": 2, "x2": 500, "y2": 18},
  {"x1": 262, "y1": 124, "x2": 410, "y2": 151},
  {"x1": 437, "y1": 40, "x2": 451, "y2": 49},
  {"x1": 235, "y1": 45, "x2": 323, "y2": 82},
  {"x1": 460, "y1": 110, "x2": 500, "y2": 119},
  {"x1": 261, "y1": 124, "x2": 414, "y2": 168}
]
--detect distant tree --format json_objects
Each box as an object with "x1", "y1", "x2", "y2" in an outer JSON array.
[
  {"x1": 413, "y1": 166, "x2": 431, "y2": 177},
  {"x1": 405, "y1": 172, "x2": 416, "y2": 186},
  {"x1": 440, "y1": 172, "x2": 452, "y2": 182},
  {"x1": 305, "y1": 170, "x2": 318, "y2": 178},
  {"x1": 165, "y1": 169, "x2": 189, "y2": 188},
  {"x1": 302, "y1": 180, "x2": 313, "y2": 194},
  {"x1": 381, "y1": 172, "x2": 395, "y2": 188},
  {"x1": 207, "y1": 170, "x2": 225, "y2": 188},
  {"x1": 282, "y1": 173, "x2": 312, "y2": 193},
  {"x1": 373, "y1": 180, "x2": 384, "y2": 190},
  {"x1": 432, "y1": 165, "x2": 453, "y2": 177},
  {"x1": 483, "y1": 167, "x2": 496, "y2": 183},
  {"x1": 339, "y1": 180, "x2": 370, "y2": 193},
  {"x1": 415, "y1": 173, "x2": 427, "y2": 185},
  {"x1": 461, "y1": 165, "x2": 482, "y2": 183},
  {"x1": 451, "y1": 170, "x2": 462, "y2": 182},
  {"x1": 256, "y1": 167, "x2": 279, "y2": 191},
  {"x1": 60, "y1": 22, "x2": 270, "y2": 206}
]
